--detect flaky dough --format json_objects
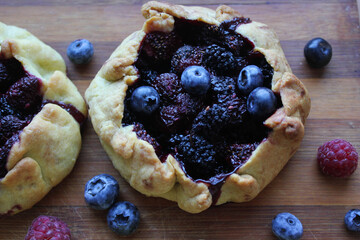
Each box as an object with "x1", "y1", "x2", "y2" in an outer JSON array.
[
  {"x1": 85, "y1": 1, "x2": 310, "y2": 213},
  {"x1": 0, "y1": 22, "x2": 87, "y2": 215}
]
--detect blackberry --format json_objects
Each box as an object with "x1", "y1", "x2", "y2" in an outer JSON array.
[
  {"x1": 203, "y1": 44, "x2": 237, "y2": 74},
  {"x1": 192, "y1": 96, "x2": 247, "y2": 141},
  {"x1": 210, "y1": 75, "x2": 237, "y2": 103},
  {"x1": 0, "y1": 134, "x2": 19, "y2": 178},
  {"x1": 192, "y1": 104, "x2": 229, "y2": 140},
  {"x1": 152, "y1": 73, "x2": 182, "y2": 101},
  {"x1": 140, "y1": 69, "x2": 158, "y2": 86},
  {"x1": 0, "y1": 59, "x2": 25, "y2": 93},
  {"x1": 0, "y1": 63, "x2": 11, "y2": 93},
  {"x1": 0, "y1": 115, "x2": 27, "y2": 145},
  {"x1": 0, "y1": 96, "x2": 17, "y2": 118},
  {"x1": 170, "y1": 45, "x2": 204, "y2": 74},
  {"x1": 172, "y1": 134, "x2": 218, "y2": 179}
]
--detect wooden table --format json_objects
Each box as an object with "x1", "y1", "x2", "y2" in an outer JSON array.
[{"x1": 0, "y1": 0, "x2": 360, "y2": 239}]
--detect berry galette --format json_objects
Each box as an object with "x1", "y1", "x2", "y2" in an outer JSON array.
[
  {"x1": 0, "y1": 22, "x2": 87, "y2": 215},
  {"x1": 85, "y1": 1, "x2": 311, "y2": 213}
]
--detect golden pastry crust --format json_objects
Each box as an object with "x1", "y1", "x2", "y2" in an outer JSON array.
[
  {"x1": 0, "y1": 22, "x2": 87, "y2": 215},
  {"x1": 85, "y1": 1, "x2": 310, "y2": 213}
]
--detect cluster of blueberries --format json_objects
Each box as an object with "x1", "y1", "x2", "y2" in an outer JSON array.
[
  {"x1": 130, "y1": 64, "x2": 276, "y2": 121},
  {"x1": 84, "y1": 174, "x2": 140, "y2": 236}
]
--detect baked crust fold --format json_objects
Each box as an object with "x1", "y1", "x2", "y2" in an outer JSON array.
[{"x1": 0, "y1": 22, "x2": 87, "y2": 215}]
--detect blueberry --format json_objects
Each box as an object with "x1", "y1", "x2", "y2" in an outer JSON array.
[
  {"x1": 237, "y1": 65, "x2": 264, "y2": 95},
  {"x1": 304, "y1": 37, "x2": 332, "y2": 68},
  {"x1": 84, "y1": 174, "x2": 119, "y2": 210},
  {"x1": 247, "y1": 87, "x2": 277, "y2": 120},
  {"x1": 181, "y1": 66, "x2": 210, "y2": 95},
  {"x1": 272, "y1": 212, "x2": 303, "y2": 240},
  {"x1": 130, "y1": 86, "x2": 160, "y2": 115},
  {"x1": 67, "y1": 39, "x2": 94, "y2": 64},
  {"x1": 107, "y1": 201, "x2": 140, "y2": 236},
  {"x1": 345, "y1": 209, "x2": 360, "y2": 232}
]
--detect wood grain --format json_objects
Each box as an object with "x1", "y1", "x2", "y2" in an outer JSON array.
[{"x1": 0, "y1": 0, "x2": 360, "y2": 239}]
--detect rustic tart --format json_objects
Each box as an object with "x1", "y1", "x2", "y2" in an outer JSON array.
[
  {"x1": 85, "y1": 1, "x2": 310, "y2": 213},
  {"x1": 0, "y1": 22, "x2": 87, "y2": 215}
]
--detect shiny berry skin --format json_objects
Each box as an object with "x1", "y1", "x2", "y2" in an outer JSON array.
[
  {"x1": 130, "y1": 86, "x2": 160, "y2": 115},
  {"x1": 345, "y1": 209, "x2": 360, "y2": 232},
  {"x1": 317, "y1": 139, "x2": 358, "y2": 177},
  {"x1": 304, "y1": 37, "x2": 332, "y2": 68},
  {"x1": 25, "y1": 215, "x2": 71, "y2": 240},
  {"x1": 107, "y1": 201, "x2": 140, "y2": 236},
  {"x1": 67, "y1": 39, "x2": 94, "y2": 64},
  {"x1": 247, "y1": 87, "x2": 277, "y2": 120},
  {"x1": 84, "y1": 174, "x2": 119, "y2": 210},
  {"x1": 272, "y1": 212, "x2": 303, "y2": 240},
  {"x1": 237, "y1": 65, "x2": 264, "y2": 95},
  {"x1": 181, "y1": 66, "x2": 211, "y2": 95}
]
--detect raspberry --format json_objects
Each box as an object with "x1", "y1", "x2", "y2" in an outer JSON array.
[
  {"x1": 317, "y1": 139, "x2": 358, "y2": 177},
  {"x1": 170, "y1": 45, "x2": 203, "y2": 74},
  {"x1": 226, "y1": 143, "x2": 259, "y2": 167},
  {"x1": 159, "y1": 93, "x2": 200, "y2": 133},
  {"x1": 25, "y1": 215, "x2": 71, "y2": 240},
  {"x1": 152, "y1": 73, "x2": 182, "y2": 101},
  {"x1": 142, "y1": 31, "x2": 183, "y2": 63},
  {"x1": 6, "y1": 75, "x2": 42, "y2": 113}
]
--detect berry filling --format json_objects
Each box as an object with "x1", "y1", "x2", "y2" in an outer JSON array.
[
  {"x1": 0, "y1": 58, "x2": 86, "y2": 178},
  {"x1": 122, "y1": 17, "x2": 279, "y2": 191}
]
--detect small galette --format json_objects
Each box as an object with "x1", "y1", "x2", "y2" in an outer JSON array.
[
  {"x1": 85, "y1": 1, "x2": 310, "y2": 213},
  {"x1": 0, "y1": 22, "x2": 87, "y2": 215}
]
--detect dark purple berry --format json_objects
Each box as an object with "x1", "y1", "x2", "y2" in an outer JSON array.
[
  {"x1": 152, "y1": 73, "x2": 182, "y2": 101},
  {"x1": 181, "y1": 66, "x2": 210, "y2": 95},
  {"x1": 172, "y1": 134, "x2": 218, "y2": 180},
  {"x1": 6, "y1": 75, "x2": 42, "y2": 113},
  {"x1": 107, "y1": 201, "x2": 140, "y2": 236},
  {"x1": 304, "y1": 37, "x2": 332, "y2": 68},
  {"x1": 237, "y1": 65, "x2": 264, "y2": 95},
  {"x1": 142, "y1": 31, "x2": 183, "y2": 63},
  {"x1": 0, "y1": 115, "x2": 27, "y2": 145},
  {"x1": 130, "y1": 86, "x2": 160, "y2": 115},
  {"x1": 247, "y1": 87, "x2": 277, "y2": 120},
  {"x1": 67, "y1": 39, "x2": 94, "y2": 65},
  {"x1": 84, "y1": 174, "x2": 119, "y2": 210},
  {"x1": 226, "y1": 143, "x2": 259, "y2": 167},
  {"x1": 171, "y1": 45, "x2": 203, "y2": 74},
  {"x1": 203, "y1": 44, "x2": 236, "y2": 74},
  {"x1": 133, "y1": 122, "x2": 161, "y2": 156},
  {"x1": 159, "y1": 93, "x2": 200, "y2": 133}
]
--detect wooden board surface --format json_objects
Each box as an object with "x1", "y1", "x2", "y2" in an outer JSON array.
[{"x1": 0, "y1": 0, "x2": 360, "y2": 239}]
